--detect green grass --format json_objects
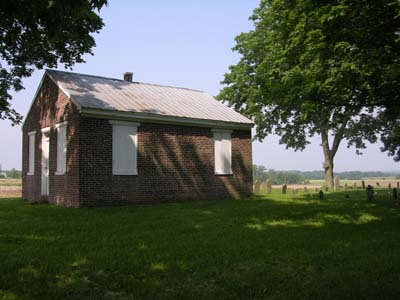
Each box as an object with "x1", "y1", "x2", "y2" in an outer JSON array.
[{"x1": 1, "y1": 190, "x2": 400, "y2": 300}]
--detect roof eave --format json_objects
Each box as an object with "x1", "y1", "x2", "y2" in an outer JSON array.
[{"x1": 80, "y1": 108, "x2": 254, "y2": 130}]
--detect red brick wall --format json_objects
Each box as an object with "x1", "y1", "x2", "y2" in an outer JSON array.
[
  {"x1": 79, "y1": 118, "x2": 253, "y2": 206},
  {"x1": 22, "y1": 74, "x2": 253, "y2": 207},
  {"x1": 22, "y1": 76, "x2": 80, "y2": 206}
]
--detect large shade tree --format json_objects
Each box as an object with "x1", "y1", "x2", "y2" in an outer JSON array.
[
  {"x1": 0, "y1": 0, "x2": 108, "y2": 124},
  {"x1": 218, "y1": 0, "x2": 400, "y2": 187}
]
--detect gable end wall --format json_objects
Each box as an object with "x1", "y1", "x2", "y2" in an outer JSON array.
[{"x1": 22, "y1": 75, "x2": 80, "y2": 206}]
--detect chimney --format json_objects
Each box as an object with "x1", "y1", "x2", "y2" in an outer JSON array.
[{"x1": 123, "y1": 72, "x2": 133, "y2": 82}]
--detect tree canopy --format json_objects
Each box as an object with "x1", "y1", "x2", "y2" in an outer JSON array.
[
  {"x1": 218, "y1": 0, "x2": 400, "y2": 186},
  {"x1": 0, "y1": 0, "x2": 108, "y2": 124}
]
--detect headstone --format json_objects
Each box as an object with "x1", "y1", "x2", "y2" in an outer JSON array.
[
  {"x1": 393, "y1": 188, "x2": 398, "y2": 201},
  {"x1": 266, "y1": 179, "x2": 272, "y2": 194},
  {"x1": 282, "y1": 184, "x2": 287, "y2": 194},
  {"x1": 388, "y1": 183, "x2": 392, "y2": 189},
  {"x1": 253, "y1": 181, "x2": 260, "y2": 194},
  {"x1": 260, "y1": 182, "x2": 267, "y2": 193},
  {"x1": 318, "y1": 190, "x2": 324, "y2": 200},
  {"x1": 361, "y1": 180, "x2": 366, "y2": 189},
  {"x1": 367, "y1": 185, "x2": 374, "y2": 202},
  {"x1": 334, "y1": 176, "x2": 340, "y2": 191},
  {"x1": 304, "y1": 186, "x2": 308, "y2": 192},
  {"x1": 344, "y1": 184, "x2": 348, "y2": 191},
  {"x1": 376, "y1": 182, "x2": 380, "y2": 187},
  {"x1": 353, "y1": 182, "x2": 357, "y2": 189}
]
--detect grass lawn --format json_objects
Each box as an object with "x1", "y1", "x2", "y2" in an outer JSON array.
[{"x1": 1, "y1": 190, "x2": 400, "y2": 300}]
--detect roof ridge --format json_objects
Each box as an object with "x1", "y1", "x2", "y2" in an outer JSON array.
[{"x1": 46, "y1": 69, "x2": 204, "y2": 93}]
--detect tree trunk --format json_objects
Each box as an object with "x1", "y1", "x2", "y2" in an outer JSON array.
[
  {"x1": 321, "y1": 129, "x2": 335, "y2": 188},
  {"x1": 323, "y1": 156, "x2": 334, "y2": 188},
  {"x1": 319, "y1": 119, "x2": 347, "y2": 189}
]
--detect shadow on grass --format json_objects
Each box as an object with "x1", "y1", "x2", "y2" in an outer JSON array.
[{"x1": 1, "y1": 192, "x2": 400, "y2": 299}]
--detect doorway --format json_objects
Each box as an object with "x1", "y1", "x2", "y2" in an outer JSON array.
[{"x1": 41, "y1": 128, "x2": 50, "y2": 196}]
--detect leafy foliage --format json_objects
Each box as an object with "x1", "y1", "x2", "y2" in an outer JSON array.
[
  {"x1": 0, "y1": 0, "x2": 108, "y2": 124},
  {"x1": 218, "y1": 0, "x2": 400, "y2": 184},
  {"x1": 4, "y1": 168, "x2": 22, "y2": 179},
  {"x1": 253, "y1": 164, "x2": 305, "y2": 184}
]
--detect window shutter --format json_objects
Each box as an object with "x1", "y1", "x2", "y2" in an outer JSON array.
[
  {"x1": 28, "y1": 132, "x2": 35, "y2": 175},
  {"x1": 214, "y1": 132, "x2": 223, "y2": 174},
  {"x1": 111, "y1": 122, "x2": 138, "y2": 175},
  {"x1": 213, "y1": 131, "x2": 232, "y2": 175},
  {"x1": 56, "y1": 123, "x2": 67, "y2": 174},
  {"x1": 221, "y1": 132, "x2": 232, "y2": 174}
]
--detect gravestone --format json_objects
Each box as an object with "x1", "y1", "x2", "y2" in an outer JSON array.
[
  {"x1": 367, "y1": 185, "x2": 374, "y2": 202},
  {"x1": 253, "y1": 181, "x2": 261, "y2": 194},
  {"x1": 361, "y1": 180, "x2": 366, "y2": 189},
  {"x1": 393, "y1": 188, "x2": 398, "y2": 201},
  {"x1": 376, "y1": 182, "x2": 380, "y2": 187},
  {"x1": 266, "y1": 179, "x2": 272, "y2": 194},
  {"x1": 334, "y1": 176, "x2": 340, "y2": 191},
  {"x1": 282, "y1": 184, "x2": 287, "y2": 194},
  {"x1": 260, "y1": 182, "x2": 267, "y2": 193},
  {"x1": 304, "y1": 186, "x2": 308, "y2": 192},
  {"x1": 318, "y1": 190, "x2": 324, "y2": 200},
  {"x1": 344, "y1": 184, "x2": 348, "y2": 191},
  {"x1": 388, "y1": 183, "x2": 392, "y2": 189},
  {"x1": 353, "y1": 182, "x2": 357, "y2": 189}
]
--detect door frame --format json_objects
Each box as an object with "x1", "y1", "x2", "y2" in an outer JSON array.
[{"x1": 41, "y1": 127, "x2": 51, "y2": 196}]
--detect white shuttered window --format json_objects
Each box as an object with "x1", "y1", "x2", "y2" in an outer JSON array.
[
  {"x1": 28, "y1": 131, "x2": 36, "y2": 175},
  {"x1": 111, "y1": 121, "x2": 139, "y2": 175},
  {"x1": 214, "y1": 130, "x2": 232, "y2": 175},
  {"x1": 56, "y1": 122, "x2": 67, "y2": 175}
]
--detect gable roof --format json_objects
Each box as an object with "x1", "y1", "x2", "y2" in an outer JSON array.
[{"x1": 44, "y1": 69, "x2": 253, "y2": 129}]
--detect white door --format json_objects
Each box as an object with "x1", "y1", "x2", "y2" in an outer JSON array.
[{"x1": 41, "y1": 131, "x2": 50, "y2": 196}]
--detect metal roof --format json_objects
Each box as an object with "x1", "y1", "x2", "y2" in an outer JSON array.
[{"x1": 46, "y1": 70, "x2": 253, "y2": 126}]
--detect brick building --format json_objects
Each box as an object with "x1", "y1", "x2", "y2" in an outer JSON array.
[{"x1": 22, "y1": 70, "x2": 253, "y2": 207}]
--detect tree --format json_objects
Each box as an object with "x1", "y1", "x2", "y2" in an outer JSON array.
[
  {"x1": 218, "y1": 0, "x2": 400, "y2": 187},
  {"x1": 0, "y1": 0, "x2": 108, "y2": 124}
]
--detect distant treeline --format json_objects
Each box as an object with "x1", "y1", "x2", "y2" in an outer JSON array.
[
  {"x1": 290, "y1": 170, "x2": 400, "y2": 180},
  {"x1": 0, "y1": 169, "x2": 22, "y2": 179},
  {"x1": 253, "y1": 165, "x2": 306, "y2": 185},
  {"x1": 253, "y1": 165, "x2": 400, "y2": 184}
]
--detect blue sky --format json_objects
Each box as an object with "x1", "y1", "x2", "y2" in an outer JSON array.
[{"x1": 0, "y1": 0, "x2": 398, "y2": 172}]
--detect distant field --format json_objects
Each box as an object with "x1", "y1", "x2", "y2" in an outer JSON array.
[
  {"x1": 0, "y1": 179, "x2": 21, "y2": 198},
  {"x1": 308, "y1": 178, "x2": 399, "y2": 188}
]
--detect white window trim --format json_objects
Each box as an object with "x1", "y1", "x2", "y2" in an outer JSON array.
[
  {"x1": 27, "y1": 131, "x2": 36, "y2": 175},
  {"x1": 55, "y1": 121, "x2": 68, "y2": 128},
  {"x1": 109, "y1": 120, "x2": 141, "y2": 127},
  {"x1": 213, "y1": 129, "x2": 233, "y2": 175},
  {"x1": 110, "y1": 120, "x2": 140, "y2": 175},
  {"x1": 41, "y1": 127, "x2": 51, "y2": 133},
  {"x1": 55, "y1": 122, "x2": 68, "y2": 175},
  {"x1": 211, "y1": 129, "x2": 233, "y2": 134}
]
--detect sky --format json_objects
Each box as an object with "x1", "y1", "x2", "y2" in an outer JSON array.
[{"x1": 0, "y1": 0, "x2": 398, "y2": 172}]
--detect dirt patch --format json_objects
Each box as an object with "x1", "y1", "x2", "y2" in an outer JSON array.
[{"x1": 0, "y1": 186, "x2": 22, "y2": 198}]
